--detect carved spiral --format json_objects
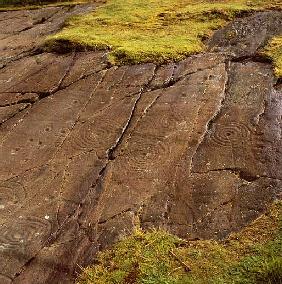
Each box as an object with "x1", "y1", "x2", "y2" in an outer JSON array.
[
  {"x1": 210, "y1": 122, "x2": 250, "y2": 147},
  {"x1": 0, "y1": 216, "x2": 51, "y2": 250}
]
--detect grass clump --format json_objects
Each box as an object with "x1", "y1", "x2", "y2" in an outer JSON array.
[
  {"x1": 78, "y1": 201, "x2": 282, "y2": 284},
  {"x1": 263, "y1": 36, "x2": 282, "y2": 78},
  {"x1": 46, "y1": 0, "x2": 282, "y2": 65},
  {"x1": 78, "y1": 230, "x2": 184, "y2": 284}
]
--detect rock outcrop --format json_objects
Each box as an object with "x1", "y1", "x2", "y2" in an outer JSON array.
[{"x1": 0, "y1": 6, "x2": 281, "y2": 283}]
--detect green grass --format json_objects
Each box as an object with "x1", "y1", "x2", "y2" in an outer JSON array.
[
  {"x1": 46, "y1": 0, "x2": 282, "y2": 65},
  {"x1": 77, "y1": 201, "x2": 282, "y2": 284},
  {"x1": 263, "y1": 36, "x2": 282, "y2": 78}
]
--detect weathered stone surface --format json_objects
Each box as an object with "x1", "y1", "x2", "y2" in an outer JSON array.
[
  {"x1": 191, "y1": 61, "x2": 280, "y2": 180},
  {"x1": 0, "y1": 93, "x2": 38, "y2": 106},
  {"x1": 61, "y1": 51, "x2": 108, "y2": 87},
  {"x1": 0, "y1": 104, "x2": 29, "y2": 123},
  {"x1": 0, "y1": 7, "x2": 281, "y2": 284},
  {"x1": 0, "y1": 53, "x2": 73, "y2": 93},
  {"x1": 208, "y1": 11, "x2": 282, "y2": 58},
  {"x1": 0, "y1": 274, "x2": 12, "y2": 284},
  {"x1": 95, "y1": 64, "x2": 227, "y2": 224},
  {"x1": 0, "y1": 3, "x2": 97, "y2": 66}
]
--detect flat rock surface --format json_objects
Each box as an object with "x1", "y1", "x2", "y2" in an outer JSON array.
[
  {"x1": 0, "y1": 7, "x2": 281, "y2": 284},
  {"x1": 0, "y1": 3, "x2": 96, "y2": 67}
]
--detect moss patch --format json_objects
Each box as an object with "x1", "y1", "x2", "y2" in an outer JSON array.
[
  {"x1": 46, "y1": 0, "x2": 281, "y2": 65},
  {"x1": 78, "y1": 201, "x2": 282, "y2": 284},
  {"x1": 263, "y1": 36, "x2": 282, "y2": 78}
]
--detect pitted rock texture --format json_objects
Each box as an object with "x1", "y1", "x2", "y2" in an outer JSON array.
[{"x1": 0, "y1": 8, "x2": 281, "y2": 284}]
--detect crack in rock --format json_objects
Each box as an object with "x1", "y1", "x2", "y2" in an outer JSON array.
[{"x1": 0, "y1": 8, "x2": 281, "y2": 284}]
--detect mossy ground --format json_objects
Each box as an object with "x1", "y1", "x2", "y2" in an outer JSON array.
[
  {"x1": 45, "y1": 0, "x2": 281, "y2": 65},
  {"x1": 78, "y1": 201, "x2": 282, "y2": 284},
  {"x1": 263, "y1": 36, "x2": 282, "y2": 78}
]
